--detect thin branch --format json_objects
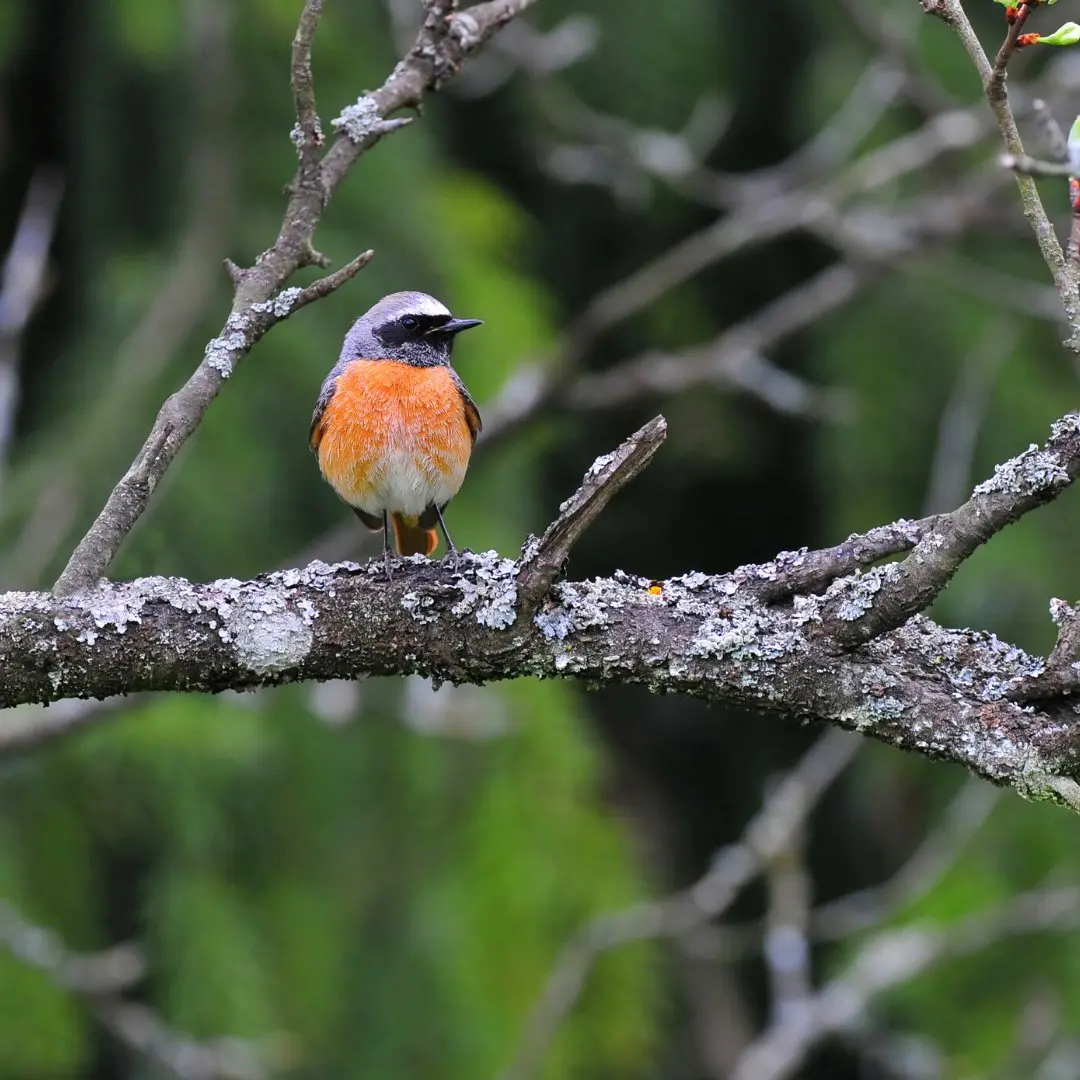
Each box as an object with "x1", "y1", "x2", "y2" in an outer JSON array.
[
  {"x1": 516, "y1": 416, "x2": 667, "y2": 613},
  {"x1": 1001, "y1": 153, "x2": 1074, "y2": 177},
  {"x1": 923, "y1": 0, "x2": 1079, "y2": 346},
  {"x1": 290, "y1": 0, "x2": 325, "y2": 187},
  {"x1": 289, "y1": 249, "x2": 375, "y2": 309},
  {"x1": 989, "y1": 2, "x2": 1032, "y2": 94},
  {"x1": 51, "y1": 0, "x2": 539, "y2": 597}
]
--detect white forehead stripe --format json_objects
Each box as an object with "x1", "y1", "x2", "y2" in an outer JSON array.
[
  {"x1": 404, "y1": 294, "x2": 451, "y2": 318},
  {"x1": 368, "y1": 291, "x2": 451, "y2": 323}
]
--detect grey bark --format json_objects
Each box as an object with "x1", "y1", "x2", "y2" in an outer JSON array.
[{"x1": 4, "y1": 544, "x2": 1079, "y2": 807}]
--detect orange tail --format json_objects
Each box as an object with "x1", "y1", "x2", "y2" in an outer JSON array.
[{"x1": 391, "y1": 513, "x2": 438, "y2": 556}]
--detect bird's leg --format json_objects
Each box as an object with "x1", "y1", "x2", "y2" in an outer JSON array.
[
  {"x1": 382, "y1": 511, "x2": 393, "y2": 581},
  {"x1": 433, "y1": 504, "x2": 459, "y2": 569}
]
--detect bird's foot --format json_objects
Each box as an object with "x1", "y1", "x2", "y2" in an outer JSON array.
[{"x1": 442, "y1": 544, "x2": 461, "y2": 573}]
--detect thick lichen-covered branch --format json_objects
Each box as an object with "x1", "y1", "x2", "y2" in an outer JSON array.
[
  {"x1": 14, "y1": 408, "x2": 1080, "y2": 810},
  {"x1": 3, "y1": 547, "x2": 1080, "y2": 807}
]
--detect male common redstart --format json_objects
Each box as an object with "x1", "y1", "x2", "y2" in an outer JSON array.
[{"x1": 310, "y1": 291, "x2": 483, "y2": 574}]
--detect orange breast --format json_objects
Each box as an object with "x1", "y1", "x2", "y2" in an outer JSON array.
[{"x1": 313, "y1": 360, "x2": 474, "y2": 516}]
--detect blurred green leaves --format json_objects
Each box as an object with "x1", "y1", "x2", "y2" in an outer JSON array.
[{"x1": 0, "y1": 677, "x2": 654, "y2": 1076}]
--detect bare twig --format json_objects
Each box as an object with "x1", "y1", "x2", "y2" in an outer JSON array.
[
  {"x1": 290, "y1": 0, "x2": 325, "y2": 185},
  {"x1": 516, "y1": 416, "x2": 667, "y2": 613},
  {"x1": 922, "y1": 0, "x2": 1079, "y2": 346},
  {"x1": 989, "y1": 2, "x2": 1032, "y2": 94},
  {"x1": 1001, "y1": 153, "x2": 1074, "y2": 178},
  {"x1": 289, "y1": 249, "x2": 375, "y2": 309}
]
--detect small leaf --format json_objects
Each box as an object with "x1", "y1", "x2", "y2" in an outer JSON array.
[{"x1": 1034, "y1": 21, "x2": 1080, "y2": 44}]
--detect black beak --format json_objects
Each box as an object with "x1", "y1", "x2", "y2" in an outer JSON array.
[{"x1": 433, "y1": 317, "x2": 483, "y2": 337}]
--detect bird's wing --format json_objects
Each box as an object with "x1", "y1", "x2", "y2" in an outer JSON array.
[
  {"x1": 452, "y1": 370, "x2": 482, "y2": 444},
  {"x1": 309, "y1": 373, "x2": 338, "y2": 452}
]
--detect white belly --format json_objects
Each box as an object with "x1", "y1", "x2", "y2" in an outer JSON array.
[{"x1": 353, "y1": 444, "x2": 467, "y2": 518}]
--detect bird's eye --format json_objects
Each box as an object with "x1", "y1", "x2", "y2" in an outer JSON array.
[{"x1": 401, "y1": 315, "x2": 419, "y2": 331}]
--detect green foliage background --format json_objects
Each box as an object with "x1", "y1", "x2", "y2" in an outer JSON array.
[{"x1": 1, "y1": 0, "x2": 1079, "y2": 1077}]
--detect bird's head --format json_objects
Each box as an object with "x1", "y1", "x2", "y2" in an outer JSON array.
[{"x1": 341, "y1": 291, "x2": 483, "y2": 368}]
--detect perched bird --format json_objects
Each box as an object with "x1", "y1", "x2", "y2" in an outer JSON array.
[{"x1": 310, "y1": 291, "x2": 483, "y2": 575}]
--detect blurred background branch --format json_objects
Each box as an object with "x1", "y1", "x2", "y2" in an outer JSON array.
[{"x1": 0, "y1": 168, "x2": 61, "y2": 489}]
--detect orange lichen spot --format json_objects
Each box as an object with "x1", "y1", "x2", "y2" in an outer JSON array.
[{"x1": 647, "y1": 584, "x2": 663, "y2": 596}]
